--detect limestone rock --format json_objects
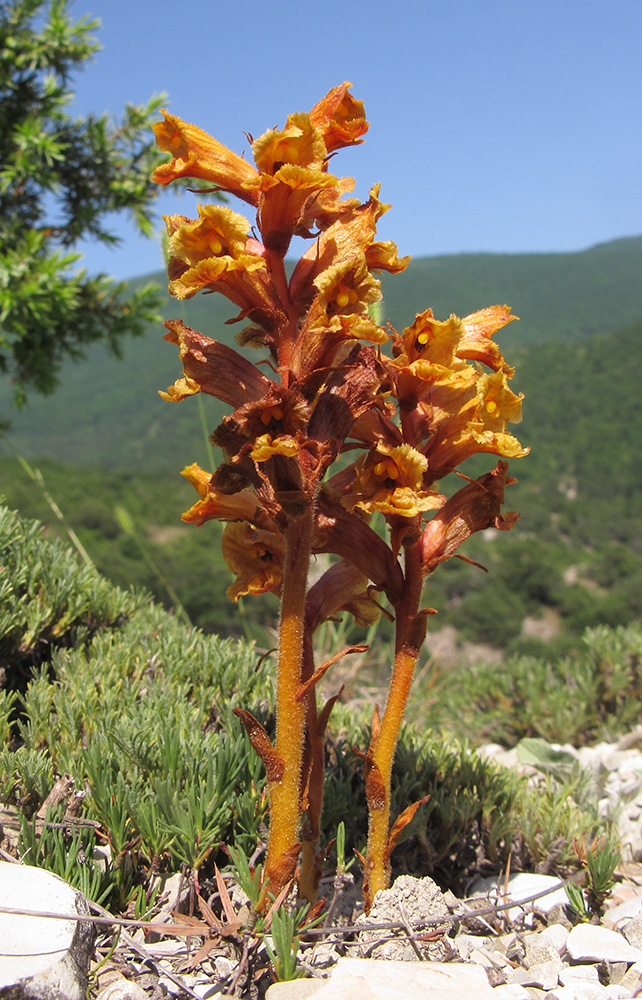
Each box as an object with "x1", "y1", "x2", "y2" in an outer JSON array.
[
  {"x1": 95, "y1": 980, "x2": 149, "y2": 1000},
  {"x1": 268, "y1": 958, "x2": 495, "y2": 999},
  {"x1": 468, "y1": 872, "x2": 570, "y2": 923},
  {"x1": 622, "y1": 911, "x2": 642, "y2": 949},
  {"x1": 0, "y1": 860, "x2": 94, "y2": 1000},
  {"x1": 265, "y1": 981, "x2": 323, "y2": 999},
  {"x1": 566, "y1": 922, "x2": 642, "y2": 963},
  {"x1": 619, "y1": 960, "x2": 642, "y2": 992},
  {"x1": 558, "y1": 965, "x2": 600, "y2": 986},
  {"x1": 508, "y1": 959, "x2": 561, "y2": 991},
  {"x1": 545, "y1": 984, "x2": 626, "y2": 999}
]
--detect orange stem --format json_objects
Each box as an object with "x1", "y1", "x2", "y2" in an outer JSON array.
[
  {"x1": 365, "y1": 538, "x2": 424, "y2": 905},
  {"x1": 264, "y1": 507, "x2": 314, "y2": 894}
]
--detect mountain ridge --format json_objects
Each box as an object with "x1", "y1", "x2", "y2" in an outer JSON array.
[{"x1": 1, "y1": 234, "x2": 641, "y2": 471}]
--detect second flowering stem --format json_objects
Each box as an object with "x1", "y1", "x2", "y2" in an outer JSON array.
[{"x1": 364, "y1": 540, "x2": 428, "y2": 906}]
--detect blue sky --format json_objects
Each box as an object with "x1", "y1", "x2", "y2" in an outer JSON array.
[{"x1": 69, "y1": 0, "x2": 642, "y2": 280}]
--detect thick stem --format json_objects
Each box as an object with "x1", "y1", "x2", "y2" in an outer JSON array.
[
  {"x1": 299, "y1": 628, "x2": 324, "y2": 903},
  {"x1": 264, "y1": 507, "x2": 314, "y2": 894},
  {"x1": 365, "y1": 539, "x2": 424, "y2": 904}
]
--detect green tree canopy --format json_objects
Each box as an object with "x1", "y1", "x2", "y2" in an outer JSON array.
[{"x1": 0, "y1": 0, "x2": 163, "y2": 402}]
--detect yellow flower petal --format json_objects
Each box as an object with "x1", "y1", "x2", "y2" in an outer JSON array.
[
  {"x1": 180, "y1": 464, "x2": 258, "y2": 526},
  {"x1": 251, "y1": 112, "x2": 327, "y2": 174}
]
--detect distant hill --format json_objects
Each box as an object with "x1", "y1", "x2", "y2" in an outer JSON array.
[
  {"x1": 380, "y1": 234, "x2": 642, "y2": 344},
  {"x1": 1, "y1": 235, "x2": 641, "y2": 471}
]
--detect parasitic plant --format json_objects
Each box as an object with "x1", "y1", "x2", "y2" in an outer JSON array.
[{"x1": 152, "y1": 83, "x2": 528, "y2": 910}]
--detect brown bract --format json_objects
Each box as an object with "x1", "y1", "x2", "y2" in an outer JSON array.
[{"x1": 420, "y1": 461, "x2": 519, "y2": 575}]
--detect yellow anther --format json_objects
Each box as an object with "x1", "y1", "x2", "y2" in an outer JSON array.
[
  {"x1": 373, "y1": 458, "x2": 399, "y2": 480},
  {"x1": 260, "y1": 405, "x2": 283, "y2": 425},
  {"x1": 208, "y1": 235, "x2": 223, "y2": 254},
  {"x1": 417, "y1": 332, "x2": 430, "y2": 345},
  {"x1": 336, "y1": 289, "x2": 350, "y2": 308},
  {"x1": 170, "y1": 132, "x2": 182, "y2": 150},
  {"x1": 485, "y1": 399, "x2": 498, "y2": 414},
  {"x1": 348, "y1": 289, "x2": 359, "y2": 304}
]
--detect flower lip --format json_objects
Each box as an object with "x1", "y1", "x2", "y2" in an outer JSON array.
[
  {"x1": 152, "y1": 110, "x2": 259, "y2": 203},
  {"x1": 308, "y1": 82, "x2": 369, "y2": 152}
]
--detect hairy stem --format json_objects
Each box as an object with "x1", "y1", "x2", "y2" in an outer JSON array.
[
  {"x1": 264, "y1": 507, "x2": 314, "y2": 894},
  {"x1": 299, "y1": 628, "x2": 323, "y2": 903},
  {"x1": 365, "y1": 539, "x2": 424, "y2": 905}
]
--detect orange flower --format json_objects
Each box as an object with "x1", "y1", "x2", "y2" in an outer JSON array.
[
  {"x1": 308, "y1": 82, "x2": 369, "y2": 152},
  {"x1": 162, "y1": 208, "x2": 285, "y2": 332},
  {"x1": 391, "y1": 305, "x2": 516, "y2": 384},
  {"x1": 165, "y1": 204, "x2": 251, "y2": 267},
  {"x1": 344, "y1": 442, "x2": 444, "y2": 519},
  {"x1": 421, "y1": 368, "x2": 528, "y2": 476},
  {"x1": 386, "y1": 306, "x2": 527, "y2": 475},
  {"x1": 180, "y1": 463, "x2": 259, "y2": 526},
  {"x1": 222, "y1": 521, "x2": 284, "y2": 600},
  {"x1": 152, "y1": 110, "x2": 258, "y2": 203},
  {"x1": 251, "y1": 112, "x2": 327, "y2": 175},
  {"x1": 306, "y1": 258, "x2": 382, "y2": 329},
  {"x1": 290, "y1": 185, "x2": 409, "y2": 311}
]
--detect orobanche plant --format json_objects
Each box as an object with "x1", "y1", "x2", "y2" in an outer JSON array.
[{"x1": 152, "y1": 83, "x2": 528, "y2": 911}]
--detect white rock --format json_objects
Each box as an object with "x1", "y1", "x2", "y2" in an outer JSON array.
[
  {"x1": 524, "y1": 928, "x2": 565, "y2": 966},
  {"x1": 455, "y1": 932, "x2": 491, "y2": 959},
  {"x1": 469, "y1": 946, "x2": 510, "y2": 969},
  {"x1": 213, "y1": 955, "x2": 236, "y2": 979},
  {"x1": 545, "y1": 984, "x2": 617, "y2": 999},
  {"x1": 468, "y1": 872, "x2": 569, "y2": 922},
  {"x1": 95, "y1": 980, "x2": 148, "y2": 1000},
  {"x1": 623, "y1": 911, "x2": 642, "y2": 949},
  {"x1": 619, "y1": 960, "x2": 642, "y2": 991},
  {"x1": 566, "y1": 922, "x2": 642, "y2": 963},
  {"x1": 265, "y1": 982, "x2": 323, "y2": 1000},
  {"x1": 0, "y1": 861, "x2": 94, "y2": 1000},
  {"x1": 509, "y1": 959, "x2": 561, "y2": 990},
  {"x1": 491, "y1": 987, "x2": 532, "y2": 999},
  {"x1": 603, "y1": 895, "x2": 642, "y2": 929},
  {"x1": 267, "y1": 958, "x2": 496, "y2": 999},
  {"x1": 545, "y1": 923, "x2": 571, "y2": 954},
  {"x1": 191, "y1": 984, "x2": 229, "y2": 999},
  {"x1": 558, "y1": 965, "x2": 600, "y2": 985}
]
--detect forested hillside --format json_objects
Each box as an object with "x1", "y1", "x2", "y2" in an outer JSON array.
[
  {"x1": 1, "y1": 236, "x2": 641, "y2": 470},
  {"x1": 0, "y1": 235, "x2": 640, "y2": 659}
]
